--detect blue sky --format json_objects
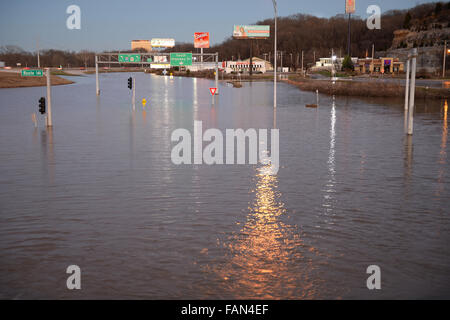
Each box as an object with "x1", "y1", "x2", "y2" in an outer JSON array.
[{"x1": 0, "y1": 0, "x2": 439, "y2": 52}]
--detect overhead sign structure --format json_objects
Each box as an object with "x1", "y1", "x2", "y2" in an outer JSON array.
[
  {"x1": 170, "y1": 53, "x2": 192, "y2": 66},
  {"x1": 21, "y1": 69, "x2": 43, "y2": 77},
  {"x1": 119, "y1": 54, "x2": 141, "y2": 63},
  {"x1": 345, "y1": 0, "x2": 356, "y2": 14},
  {"x1": 194, "y1": 32, "x2": 210, "y2": 48},
  {"x1": 233, "y1": 25, "x2": 270, "y2": 39},
  {"x1": 151, "y1": 38, "x2": 175, "y2": 48}
]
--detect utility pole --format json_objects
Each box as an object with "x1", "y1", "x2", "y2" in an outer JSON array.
[
  {"x1": 272, "y1": 0, "x2": 277, "y2": 109},
  {"x1": 347, "y1": 13, "x2": 351, "y2": 56},
  {"x1": 372, "y1": 44, "x2": 375, "y2": 75},
  {"x1": 280, "y1": 51, "x2": 283, "y2": 72},
  {"x1": 301, "y1": 50, "x2": 304, "y2": 75},
  {"x1": 95, "y1": 55, "x2": 100, "y2": 95},
  {"x1": 407, "y1": 49, "x2": 418, "y2": 135},
  {"x1": 200, "y1": 47, "x2": 203, "y2": 71},
  {"x1": 37, "y1": 37, "x2": 40, "y2": 68},
  {"x1": 249, "y1": 40, "x2": 253, "y2": 77},
  {"x1": 444, "y1": 40, "x2": 447, "y2": 78},
  {"x1": 215, "y1": 52, "x2": 219, "y2": 94},
  {"x1": 404, "y1": 59, "x2": 410, "y2": 134}
]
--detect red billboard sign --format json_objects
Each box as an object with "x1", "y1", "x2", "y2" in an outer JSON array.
[
  {"x1": 346, "y1": 0, "x2": 356, "y2": 14},
  {"x1": 194, "y1": 32, "x2": 210, "y2": 48}
]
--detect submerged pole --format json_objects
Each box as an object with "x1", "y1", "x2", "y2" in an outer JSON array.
[
  {"x1": 95, "y1": 55, "x2": 100, "y2": 96},
  {"x1": 407, "y1": 49, "x2": 418, "y2": 136},
  {"x1": 215, "y1": 53, "x2": 219, "y2": 95},
  {"x1": 404, "y1": 59, "x2": 410, "y2": 134},
  {"x1": 46, "y1": 68, "x2": 53, "y2": 127}
]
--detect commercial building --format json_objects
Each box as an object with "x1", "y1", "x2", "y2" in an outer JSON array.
[
  {"x1": 314, "y1": 57, "x2": 358, "y2": 70},
  {"x1": 131, "y1": 40, "x2": 152, "y2": 52},
  {"x1": 312, "y1": 56, "x2": 404, "y2": 74},
  {"x1": 223, "y1": 57, "x2": 272, "y2": 74},
  {"x1": 355, "y1": 58, "x2": 404, "y2": 74}
]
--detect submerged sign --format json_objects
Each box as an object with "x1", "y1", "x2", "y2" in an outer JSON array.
[
  {"x1": 21, "y1": 69, "x2": 43, "y2": 77},
  {"x1": 170, "y1": 53, "x2": 192, "y2": 66},
  {"x1": 233, "y1": 25, "x2": 270, "y2": 39}
]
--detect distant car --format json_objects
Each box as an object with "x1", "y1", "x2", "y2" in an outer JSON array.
[{"x1": 79, "y1": 67, "x2": 86, "y2": 70}]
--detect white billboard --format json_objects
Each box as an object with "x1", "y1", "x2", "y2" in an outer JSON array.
[
  {"x1": 151, "y1": 38, "x2": 175, "y2": 48},
  {"x1": 153, "y1": 56, "x2": 168, "y2": 63}
]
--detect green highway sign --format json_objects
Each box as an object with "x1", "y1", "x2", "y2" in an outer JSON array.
[
  {"x1": 170, "y1": 53, "x2": 192, "y2": 66},
  {"x1": 21, "y1": 69, "x2": 43, "y2": 77},
  {"x1": 118, "y1": 54, "x2": 141, "y2": 63}
]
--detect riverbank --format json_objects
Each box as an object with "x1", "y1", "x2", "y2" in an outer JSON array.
[
  {"x1": 0, "y1": 72, "x2": 74, "y2": 88},
  {"x1": 283, "y1": 77, "x2": 450, "y2": 99}
]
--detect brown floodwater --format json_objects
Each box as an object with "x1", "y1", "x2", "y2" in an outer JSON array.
[{"x1": 0, "y1": 73, "x2": 449, "y2": 299}]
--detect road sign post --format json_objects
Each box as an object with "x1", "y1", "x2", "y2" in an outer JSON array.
[
  {"x1": 210, "y1": 87, "x2": 217, "y2": 104},
  {"x1": 215, "y1": 53, "x2": 219, "y2": 95}
]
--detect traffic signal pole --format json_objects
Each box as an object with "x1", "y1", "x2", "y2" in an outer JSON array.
[
  {"x1": 132, "y1": 77, "x2": 136, "y2": 108},
  {"x1": 46, "y1": 68, "x2": 53, "y2": 127}
]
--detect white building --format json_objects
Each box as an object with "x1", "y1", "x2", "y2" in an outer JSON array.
[
  {"x1": 223, "y1": 57, "x2": 272, "y2": 74},
  {"x1": 314, "y1": 57, "x2": 358, "y2": 70}
]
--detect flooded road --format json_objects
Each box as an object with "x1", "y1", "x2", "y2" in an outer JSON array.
[{"x1": 0, "y1": 73, "x2": 449, "y2": 299}]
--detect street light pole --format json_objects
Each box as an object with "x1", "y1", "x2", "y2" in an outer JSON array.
[
  {"x1": 272, "y1": 0, "x2": 277, "y2": 109},
  {"x1": 444, "y1": 40, "x2": 447, "y2": 79}
]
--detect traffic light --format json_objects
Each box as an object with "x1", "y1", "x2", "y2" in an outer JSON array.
[
  {"x1": 38, "y1": 97, "x2": 46, "y2": 114},
  {"x1": 128, "y1": 77, "x2": 132, "y2": 90}
]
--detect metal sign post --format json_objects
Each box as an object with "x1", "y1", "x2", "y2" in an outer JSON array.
[{"x1": 407, "y1": 49, "x2": 418, "y2": 136}]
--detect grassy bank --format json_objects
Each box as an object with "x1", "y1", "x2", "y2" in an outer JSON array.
[
  {"x1": 0, "y1": 72, "x2": 74, "y2": 88},
  {"x1": 84, "y1": 68, "x2": 145, "y2": 74},
  {"x1": 284, "y1": 77, "x2": 450, "y2": 99},
  {"x1": 50, "y1": 70, "x2": 82, "y2": 76}
]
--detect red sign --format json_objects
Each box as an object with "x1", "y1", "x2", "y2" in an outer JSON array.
[
  {"x1": 346, "y1": 0, "x2": 356, "y2": 14},
  {"x1": 209, "y1": 88, "x2": 217, "y2": 96},
  {"x1": 194, "y1": 32, "x2": 210, "y2": 49}
]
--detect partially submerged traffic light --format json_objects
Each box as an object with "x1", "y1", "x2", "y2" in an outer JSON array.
[
  {"x1": 128, "y1": 77, "x2": 132, "y2": 90},
  {"x1": 38, "y1": 97, "x2": 46, "y2": 114}
]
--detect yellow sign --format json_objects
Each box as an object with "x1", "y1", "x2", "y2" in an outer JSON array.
[{"x1": 142, "y1": 98, "x2": 147, "y2": 106}]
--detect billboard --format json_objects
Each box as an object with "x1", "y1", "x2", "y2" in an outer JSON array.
[
  {"x1": 345, "y1": 0, "x2": 356, "y2": 14},
  {"x1": 194, "y1": 32, "x2": 210, "y2": 48},
  {"x1": 151, "y1": 38, "x2": 175, "y2": 48},
  {"x1": 153, "y1": 56, "x2": 168, "y2": 63},
  {"x1": 233, "y1": 25, "x2": 270, "y2": 39}
]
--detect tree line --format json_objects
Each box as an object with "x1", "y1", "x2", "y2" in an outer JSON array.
[{"x1": 1, "y1": 2, "x2": 448, "y2": 69}]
